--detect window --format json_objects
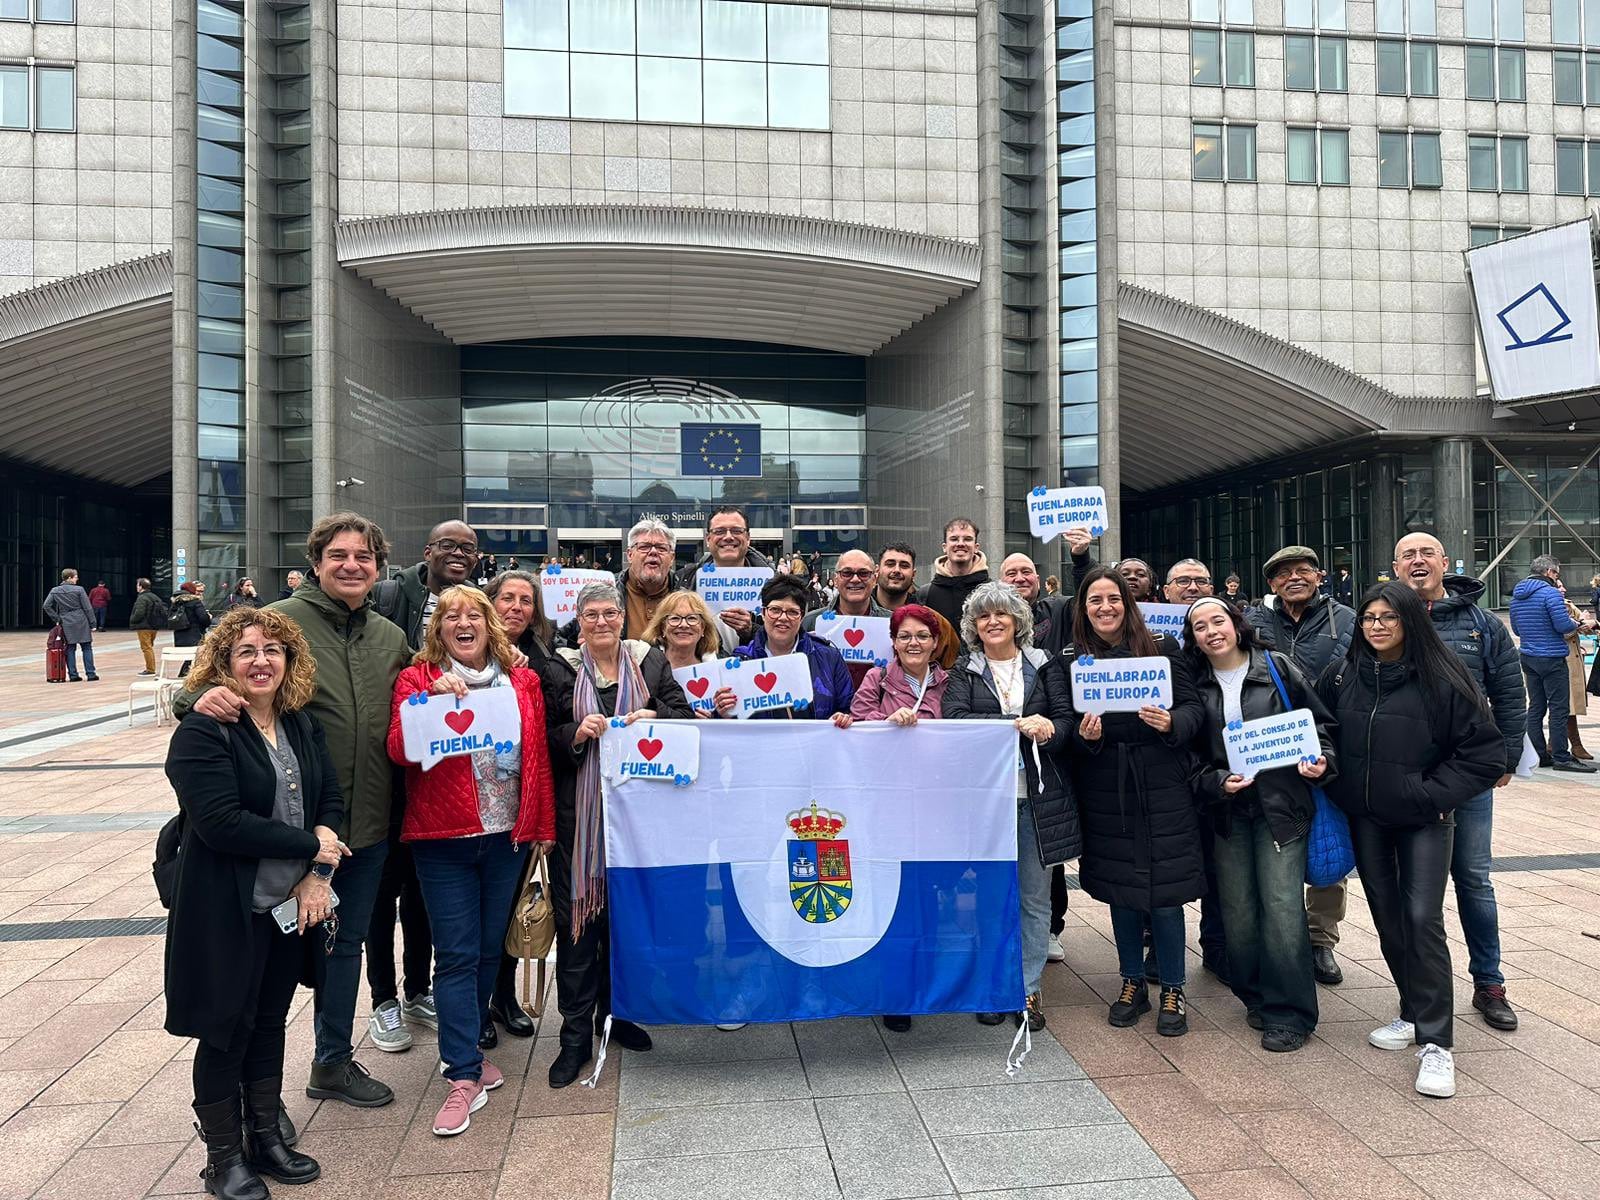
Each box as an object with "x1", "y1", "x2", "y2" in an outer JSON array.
[
  {"x1": 1193, "y1": 122, "x2": 1223, "y2": 180},
  {"x1": 1377, "y1": 0, "x2": 1436, "y2": 35},
  {"x1": 1192, "y1": 121, "x2": 1256, "y2": 181},
  {"x1": 1380, "y1": 129, "x2": 1441, "y2": 188},
  {"x1": 1555, "y1": 139, "x2": 1600, "y2": 195},
  {"x1": 1227, "y1": 124, "x2": 1257, "y2": 180},
  {"x1": 0, "y1": 64, "x2": 24, "y2": 128},
  {"x1": 1469, "y1": 134, "x2": 1527, "y2": 191},
  {"x1": 503, "y1": 0, "x2": 829, "y2": 129},
  {"x1": 1225, "y1": 32, "x2": 1255, "y2": 86},
  {"x1": 1465, "y1": 0, "x2": 1523, "y2": 39},
  {"x1": 1190, "y1": 10, "x2": 1253, "y2": 89},
  {"x1": 1285, "y1": 34, "x2": 1344, "y2": 91},
  {"x1": 1554, "y1": 49, "x2": 1600, "y2": 103},
  {"x1": 1285, "y1": 0, "x2": 1344, "y2": 28},
  {"x1": 1470, "y1": 224, "x2": 1531, "y2": 247},
  {"x1": 0, "y1": 62, "x2": 72, "y2": 129},
  {"x1": 1467, "y1": 43, "x2": 1524, "y2": 101},
  {"x1": 1413, "y1": 131, "x2": 1442, "y2": 186},
  {"x1": 0, "y1": 0, "x2": 73, "y2": 20},
  {"x1": 1377, "y1": 40, "x2": 1406, "y2": 93},
  {"x1": 1287, "y1": 126, "x2": 1348, "y2": 185},
  {"x1": 1191, "y1": 30, "x2": 1221, "y2": 86}
]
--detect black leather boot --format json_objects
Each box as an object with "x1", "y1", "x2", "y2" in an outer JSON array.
[
  {"x1": 242, "y1": 1078, "x2": 321, "y2": 1185},
  {"x1": 192, "y1": 1097, "x2": 269, "y2": 1200},
  {"x1": 239, "y1": 1086, "x2": 297, "y2": 1147}
]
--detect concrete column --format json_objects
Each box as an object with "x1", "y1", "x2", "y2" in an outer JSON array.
[
  {"x1": 975, "y1": 0, "x2": 1007, "y2": 540},
  {"x1": 309, "y1": 0, "x2": 339, "y2": 518},
  {"x1": 1369, "y1": 454, "x2": 1400, "y2": 580},
  {"x1": 1093, "y1": 0, "x2": 1121, "y2": 561},
  {"x1": 1433, "y1": 436, "x2": 1475, "y2": 570},
  {"x1": 170, "y1": 3, "x2": 198, "y2": 587}
]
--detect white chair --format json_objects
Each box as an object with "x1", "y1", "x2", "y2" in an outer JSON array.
[{"x1": 128, "y1": 649, "x2": 192, "y2": 726}]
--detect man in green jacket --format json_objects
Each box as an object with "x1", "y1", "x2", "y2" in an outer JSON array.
[{"x1": 180, "y1": 512, "x2": 411, "y2": 1108}]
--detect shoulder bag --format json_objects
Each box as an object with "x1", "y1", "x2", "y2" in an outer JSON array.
[
  {"x1": 1262, "y1": 651, "x2": 1355, "y2": 887},
  {"x1": 504, "y1": 843, "x2": 555, "y2": 1015}
]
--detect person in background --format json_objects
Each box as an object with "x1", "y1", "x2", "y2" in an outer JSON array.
[
  {"x1": 129, "y1": 577, "x2": 166, "y2": 675},
  {"x1": 542, "y1": 582, "x2": 692, "y2": 1088},
  {"x1": 1559, "y1": 580, "x2": 1596, "y2": 762},
  {"x1": 1115, "y1": 558, "x2": 1157, "y2": 603},
  {"x1": 170, "y1": 581, "x2": 213, "y2": 670},
  {"x1": 924, "y1": 518, "x2": 990, "y2": 629},
  {"x1": 674, "y1": 505, "x2": 775, "y2": 641},
  {"x1": 44, "y1": 568, "x2": 99, "y2": 682},
  {"x1": 1394, "y1": 532, "x2": 1526, "y2": 1033},
  {"x1": 163, "y1": 606, "x2": 345, "y2": 1199},
  {"x1": 1223, "y1": 574, "x2": 1245, "y2": 605},
  {"x1": 1247, "y1": 545, "x2": 1357, "y2": 987},
  {"x1": 278, "y1": 570, "x2": 304, "y2": 602},
  {"x1": 378, "y1": 521, "x2": 482, "y2": 651},
  {"x1": 1510, "y1": 555, "x2": 1595, "y2": 774},
  {"x1": 1162, "y1": 559, "x2": 1214, "y2": 605},
  {"x1": 1317, "y1": 582, "x2": 1504, "y2": 1100},
  {"x1": 1335, "y1": 567, "x2": 1354, "y2": 606},
  {"x1": 1185, "y1": 597, "x2": 1333, "y2": 1053},
  {"x1": 1044, "y1": 576, "x2": 1060, "y2": 596},
  {"x1": 387, "y1": 586, "x2": 555, "y2": 1136},
  {"x1": 228, "y1": 580, "x2": 263, "y2": 610},
  {"x1": 1590, "y1": 572, "x2": 1600, "y2": 616},
  {"x1": 1063, "y1": 566, "x2": 1204, "y2": 1037},
  {"x1": 1000, "y1": 527, "x2": 1095, "y2": 657},
  {"x1": 803, "y1": 550, "x2": 891, "y2": 688},
  {"x1": 643, "y1": 591, "x2": 737, "y2": 718},
  {"x1": 89, "y1": 579, "x2": 111, "y2": 630},
  {"x1": 875, "y1": 542, "x2": 920, "y2": 610},
  {"x1": 736, "y1": 574, "x2": 855, "y2": 725}
]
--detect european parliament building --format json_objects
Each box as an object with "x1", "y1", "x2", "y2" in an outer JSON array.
[{"x1": 3, "y1": 0, "x2": 1599, "y2": 627}]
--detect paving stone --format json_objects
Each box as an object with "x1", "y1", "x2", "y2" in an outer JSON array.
[
  {"x1": 615, "y1": 1098, "x2": 821, "y2": 1159},
  {"x1": 611, "y1": 1146, "x2": 841, "y2": 1200},
  {"x1": 886, "y1": 1032, "x2": 1085, "y2": 1090},
  {"x1": 815, "y1": 1091, "x2": 953, "y2": 1199},
  {"x1": 935, "y1": 1124, "x2": 1170, "y2": 1193},
  {"x1": 911, "y1": 1079, "x2": 1122, "y2": 1136},
  {"x1": 619, "y1": 1055, "x2": 811, "y2": 1110}
]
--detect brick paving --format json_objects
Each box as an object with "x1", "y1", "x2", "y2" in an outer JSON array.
[{"x1": 3, "y1": 629, "x2": 1600, "y2": 1198}]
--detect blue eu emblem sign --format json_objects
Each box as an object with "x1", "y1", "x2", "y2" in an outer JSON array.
[
  {"x1": 787, "y1": 802, "x2": 852, "y2": 924},
  {"x1": 680, "y1": 422, "x2": 761, "y2": 478}
]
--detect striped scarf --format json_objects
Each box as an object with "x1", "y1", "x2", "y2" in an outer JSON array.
[{"x1": 570, "y1": 642, "x2": 648, "y2": 938}]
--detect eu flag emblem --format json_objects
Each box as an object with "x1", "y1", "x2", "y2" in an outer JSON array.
[{"x1": 680, "y1": 422, "x2": 761, "y2": 478}]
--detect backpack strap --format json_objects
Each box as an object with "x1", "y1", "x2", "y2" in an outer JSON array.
[
  {"x1": 1262, "y1": 650, "x2": 1295, "y2": 711},
  {"x1": 372, "y1": 579, "x2": 401, "y2": 623}
]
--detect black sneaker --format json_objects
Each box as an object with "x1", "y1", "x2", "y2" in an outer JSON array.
[
  {"x1": 1261, "y1": 1026, "x2": 1307, "y2": 1053},
  {"x1": 607, "y1": 1018, "x2": 652, "y2": 1052},
  {"x1": 1473, "y1": 984, "x2": 1518, "y2": 1031},
  {"x1": 1552, "y1": 759, "x2": 1598, "y2": 774},
  {"x1": 1156, "y1": 986, "x2": 1188, "y2": 1037},
  {"x1": 1023, "y1": 992, "x2": 1046, "y2": 1032},
  {"x1": 881, "y1": 1014, "x2": 912, "y2": 1032},
  {"x1": 976, "y1": 1011, "x2": 1006, "y2": 1026},
  {"x1": 1246, "y1": 1010, "x2": 1265, "y2": 1031},
  {"x1": 305, "y1": 1058, "x2": 393, "y2": 1108},
  {"x1": 1312, "y1": 946, "x2": 1344, "y2": 986},
  {"x1": 1108, "y1": 979, "x2": 1150, "y2": 1027},
  {"x1": 548, "y1": 1044, "x2": 591, "y2": 1089}
]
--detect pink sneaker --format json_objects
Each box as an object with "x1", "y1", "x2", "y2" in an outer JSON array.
[
  {"x1": 479, "y1": 1060, "x2": 504, "y2": 1091},
  {"x1": 432, "y1": 1079, "x2": 485, "y2": 1136}
]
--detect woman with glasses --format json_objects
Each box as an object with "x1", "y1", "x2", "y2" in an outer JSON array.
[
  {"x1": 850, "y1": 603, "x2": 949, "y2": 727},
  {"x1": 736, "y1": 574, "x2": 856, "y2": 725},
  {"x1": 541, "y1": 582, "x2": 692, "y2": 1088},
  {"x1": 164, "y1": 607, "x2": 345, "y2": 1197},
  {"x1": 1316, "y1": 582, "x2": 1502, "y2": 1099},
  {"x1": 642, "y1": 591, "x2": 737, "y2": 718}
]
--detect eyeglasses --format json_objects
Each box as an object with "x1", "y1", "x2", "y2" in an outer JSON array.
[
  {"x1": 579, "y1": 608, "x2": 624, "y2": 624},
  {"x1": 1360, "y1": 612, "x2": 1401, "y2": 628},
  {"x1": 630, "y1": 542, "x2": 672, "y2": 556},
  {"x1": 665, "y1": 614, "x2": 703, "y2": 626},
  {"x1": 231, "y1": 644, "x2": 286, "y2": 662},
  {"x1": 1169, "y1": 575, "x2": 1212, "y2": 588},
  {"x1": 1272, "y1": 564, "x2": 1320, "y2": 580},
  {"x1": 836, "y1": 569, "x2": 875, "y2": 580},
  {"x1": 428, "y1": 538, "x2": 479, "y2": 556},
  {"x1": 894, "y1": 632, "x2": 934, "y2": 644},
  {"x1": 765, "y1": 605, "x2": 803, "y2": 621},
  {"x1": 708, "y1": 525, "x2": 748, "y2": 538}
]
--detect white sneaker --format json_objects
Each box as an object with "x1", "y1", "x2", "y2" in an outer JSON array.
[
  {"x1": 1415, "y1": 1043, "x2": 1456, "y2": 1098},
  {"x1": 402, "y1": 990, "x2": 439, "y2": 1031},
  {"x1": 368, "y1": 998, "x2": 413, "y2": 1052},
  {"x1": 1046, "y1": 936, "x2": 1066, "y2": 963},
  {"x1": 1368, "y1": 1018, "x2": 1416, "y2": 1050}
]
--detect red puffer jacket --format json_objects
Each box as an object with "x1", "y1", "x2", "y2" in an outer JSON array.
[{"x1": 386, "y1": 662, "x2": 556, "y2": 844}]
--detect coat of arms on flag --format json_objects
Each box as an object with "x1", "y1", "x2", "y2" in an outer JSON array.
[{"x1": 788, "y1": 802, "x2": 851, "y2": 923}]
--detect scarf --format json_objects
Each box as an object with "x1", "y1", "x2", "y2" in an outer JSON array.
[
  {"x1": 570, "y1": 641, "x2": 648, "y2": 937},
  {"x1": 448, "y1": 657, "x2": 519, "y2": 779}
]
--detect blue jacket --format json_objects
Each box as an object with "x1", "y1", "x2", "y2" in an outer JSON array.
[
  {"x1": 735, "y1": 629, "x2": 854, "y2": 720},
  {"x1": 1424, "y1": 575, "x2": 1526, "y2": 774},
  {"x1": 1509, "y1": 575, "x2": 1575, "y2": 658}
]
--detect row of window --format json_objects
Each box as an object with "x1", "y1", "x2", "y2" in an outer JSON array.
[
  {"x1": 1191, "y1": 122, "x2": 1535, "y2": 191},
  {"x1": 1197, "y1": 0, "x2": 1600, "y2": 51},
  {"x1": 0, "y1": 63, "x2": 73, "y2": 131},
  {"x1": 508, "y1": 0, "x2": 827, "y2": 64},
  {"x1": 0, "y1": 0, "x2": 72, "y2": 21}
]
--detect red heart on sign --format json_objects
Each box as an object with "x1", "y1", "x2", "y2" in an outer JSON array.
[
  {"x1": 444, "y1": 709, "x2": 474, "y2": 734},
  {"x1": 686, "y1": 677, "x2": 711, "y2": 698},
  {"x1": 754, "y1": 672, "x2": 778, "y2": 693},
  {"x1": 637, "y1": 738, "x2": 663, "y2": 761},
  {"x1": 843, "y1": 628, "x2": 865, "y2": 647}
]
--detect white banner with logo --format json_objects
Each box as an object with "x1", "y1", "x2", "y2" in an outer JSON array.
[{"x1": 1467, "y1": 219, "x2": 1600, "y2": 402}]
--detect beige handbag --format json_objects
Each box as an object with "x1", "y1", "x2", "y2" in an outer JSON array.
[{"x1": 504, "y1": 844, "x2": 555, "y2": 1015}]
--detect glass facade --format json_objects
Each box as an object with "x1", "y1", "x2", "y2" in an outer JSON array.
[
  {"x1": 1057, "y1": 0, "x2": 1098, "y2": 491},
  {"x1": 1475, "y1": 445, "x2": 1600, "y2": 606},
  {"x1": 461, "y1": 337, "x2": 873, "y2": 556}
]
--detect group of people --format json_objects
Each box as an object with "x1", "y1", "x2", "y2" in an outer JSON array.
[{"x1": 155, "y1": 504, "x2": 1579, "y2": 1197}]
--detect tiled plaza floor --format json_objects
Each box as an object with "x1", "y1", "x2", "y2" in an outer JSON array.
[{"x1": 3, "y1": 629, "x2": 1600, "y2": 1198}]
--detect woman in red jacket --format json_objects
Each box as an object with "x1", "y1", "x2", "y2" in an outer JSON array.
[{"x1": 387, "y1": 585, "x2": 555, "y2": 1138}]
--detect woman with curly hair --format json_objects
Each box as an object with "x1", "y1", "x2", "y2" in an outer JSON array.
[
  {"x1": 164, "y1": 607, "x2": 347, "y2": 1200},
  {"x1": 386, "y1": 585, "x2": 556, "y2": 1136}
]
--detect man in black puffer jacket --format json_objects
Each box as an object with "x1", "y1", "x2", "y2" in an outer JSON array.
[{"x1": 1394, "y1": 532, "x2": 1526, "y2": 1033}]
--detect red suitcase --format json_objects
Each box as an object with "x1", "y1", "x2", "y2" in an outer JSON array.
[{"x1": 46, "y1": 624, "x2": 67, "y2": 683}]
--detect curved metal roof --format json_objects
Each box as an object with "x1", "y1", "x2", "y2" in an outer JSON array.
[
  {"x1": 334, "y1": 205, "x2": 981, "y2": 355},
  {"x1": 0, "y1": 254, "x2": 173, "y2": 488}
]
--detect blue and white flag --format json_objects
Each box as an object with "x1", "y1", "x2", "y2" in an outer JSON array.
[{"x1": 602, "y1": 720, "x2": 1022, "y2": 1025}]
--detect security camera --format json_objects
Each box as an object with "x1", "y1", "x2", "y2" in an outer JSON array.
[
  {"x1": 335, "y1": 477, "x2": 366, "y2": 488},
  {"x1": 974, "y1": 484, "x2": 986, "y2": 493},
  {"x1": 1570, "y1": 422, "x2": 1579, "y2": 432}
]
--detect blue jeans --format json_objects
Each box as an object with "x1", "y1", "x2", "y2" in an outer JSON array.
[
  {"x1": 1212, "y1": 816, "x2": 1318, "y2": 1034},
  {"x1": 312, "y1": 837, "x2": 388, "y2": 1066},
  {"x1": 1111, "y1": 904, "x2": 1186, "y2": 987},
  {"x1": 1018, "y1": 799, "x2": 1051, "y2": 997},
  {"x1": 1451, "y1": 788, "x2": 1503, "y2": 988},
  {"x1": 66, "y1": 642, "x2": 96, "y2": 679},
  {"x1": 412, "y1": 834, "x2": 526, "y2": 1082},
  {"x1": 1522, "y1": 653, "x2": 1573, "y2": 763}
]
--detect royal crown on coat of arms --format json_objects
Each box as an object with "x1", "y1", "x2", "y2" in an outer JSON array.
[{"x1": 787, "y1": 802, "x2": 852, "y2": 924}]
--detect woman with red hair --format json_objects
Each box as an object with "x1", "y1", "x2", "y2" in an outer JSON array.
[{"x1": 850, "y1": 604, "x2": 950, "y2": 725}]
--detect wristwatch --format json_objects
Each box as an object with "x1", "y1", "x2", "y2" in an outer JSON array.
[{"x1": 311, "y1": 861, "x2": 334, "y2": 880}]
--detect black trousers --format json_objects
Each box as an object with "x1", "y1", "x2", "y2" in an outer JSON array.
[
  {"x1": 549, "y1": 838, "x2": 611, "y2": 1050},
  {"x1": 366, "y1": 833, "x2": 432, "y2": 1005},
  {"x1": 193, "y1": 912, "x2": 303, "y2": 1105},
  {"x1": 1351, "y1": 814, "x2": 1455, "y2": 1048}
]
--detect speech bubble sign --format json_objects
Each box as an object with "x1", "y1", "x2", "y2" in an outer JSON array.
[
  {"x1": 671, "y1": 661, "x2": 724, "y2": 715},
  {"x1": 399, "y1": 685, "x2": 522, "y2": 771},
  {"x1": 811, "y1": 612, "x2": 892, "y2": 669},
  {"x1": 1026, "y1": 485, "x2": 1109, "y2": 543},
  {"x1": 723, "y1": 651, "x2": 814, "y2": 719},
  {"x1": 696, "y1": 565, "x2": 775, "y2": 614},
  {"x1": 1138, "y1": 602, "x2": 1189, "y2": 647},
  {"x1": 540, "y1": 566, "x2": 616, "y2": 626},
  {"x1": 1070, "y1": 654, "x2": 1173, "y2": 715},
  {"x1": 1223, "y1": 708, "x2": 1322, "y2": 778},
  {"x1": 603, "y1": 721, "x2": 701, "y2": 786}
]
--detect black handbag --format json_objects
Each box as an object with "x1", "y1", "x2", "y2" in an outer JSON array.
[{"x1": 151, "y1": 812, "x2": 184, "y2": 908}]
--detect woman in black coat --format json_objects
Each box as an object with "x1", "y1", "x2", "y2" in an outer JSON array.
[
  {"x1": 172, "y1": 581, "x2": 213, "y2": 649},
  {"x1": 1185, "y1": 596, "x2": 1336, "y2": 1053},
  {"x1": 942, "y1": 581, "x2": 1077, "y2": 1034},
  {"x1": 1061, "y1": 566, "x2": 1205, "y2": 1037},
  {"x1": 1316, "y1": 582, "x2": 1503, "y2": 1101},
  {"x1": 163, "y1": 607, "x2": 346, "y2": 1200}
]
